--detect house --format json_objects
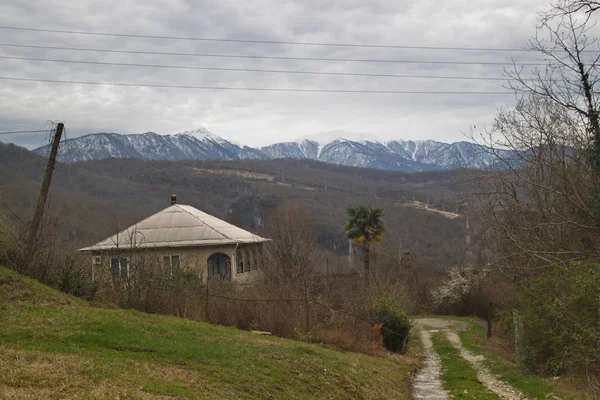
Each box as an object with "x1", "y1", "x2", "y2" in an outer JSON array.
[{"x1": 79, "y1": 195, "x2": 270, "y2": 282}]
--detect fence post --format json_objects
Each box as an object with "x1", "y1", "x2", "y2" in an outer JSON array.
[{"x1": 512, "y1": 308, "x2": 524, "y2": 363}]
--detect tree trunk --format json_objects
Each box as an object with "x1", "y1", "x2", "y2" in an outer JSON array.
[{"x1": 578, "y1": 61, "x2": 600, "y2": 172}]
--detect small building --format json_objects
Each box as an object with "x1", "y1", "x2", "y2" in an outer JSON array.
[{"x1": 79, "y1": 195, "x2": 270, "y2": 282}]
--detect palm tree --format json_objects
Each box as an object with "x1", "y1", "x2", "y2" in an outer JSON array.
[{"x1": 344, "y1": 206, "x2": 386, "y2": 285}]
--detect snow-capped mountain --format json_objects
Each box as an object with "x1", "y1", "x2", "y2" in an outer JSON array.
[
  {"x1": 35, "y1": 128, "x2": 267, "y2": 163},
  {"x1": 32, "y1": 128, "x2": 510, "y2": 171},
  {"x1": 260, "y1": 137, "x2": 508, "y2": 171}
]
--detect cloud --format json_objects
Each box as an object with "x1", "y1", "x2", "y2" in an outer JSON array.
[{"x1": 0, "y1": 0, "x2": 565, "y2": 149}]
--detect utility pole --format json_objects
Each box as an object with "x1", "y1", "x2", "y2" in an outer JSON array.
[
  {"x1": 26, "y1": 122, "x2": 64, "y2": 253},
  {"x1": 462, "y1": 202, "x2": 473, "y2": 262}
]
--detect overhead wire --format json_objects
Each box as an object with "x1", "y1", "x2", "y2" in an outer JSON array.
[
  {"x1": 0, "y1": 129, "x2": 52, "y2": 135},
  {"x1": 0, "y1": 55, "x2": 524, "y2": 81},
  {"x1": 2, "y1": 25, "x2": 598, "y2": 53},
  {"x1": 0, "y1": 199, "x2": 22, "y2": 222},
  {"x1": 0, "y1": 43, "x2": 548, "y2": 66},
  {"x1": 0, "y1": 77, "x2": 513, "y2": 94}
]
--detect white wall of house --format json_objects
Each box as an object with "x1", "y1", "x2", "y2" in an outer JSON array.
[{"x1": 89, "y1": 242, "x2": 264, "y2": 284}]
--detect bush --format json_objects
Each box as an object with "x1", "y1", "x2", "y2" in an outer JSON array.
[
  {"x1": 520, "y1": 262, "x2": 600, "y2": 375},
  {"x1": 431, "y1": 264, "x2": 489, "y2": 317},
  {"x1": 57, "y1": 254, "x2": 97, "y2": 300},
  {"x1": 371, "y1": 297, "x2": 411, "y2": 354}
]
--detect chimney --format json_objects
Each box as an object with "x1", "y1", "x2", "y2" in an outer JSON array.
[{"x1": 170, "y1": 194, "x2": 177, "y2": 205}]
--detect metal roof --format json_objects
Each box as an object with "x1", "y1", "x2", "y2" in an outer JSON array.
[{"x1": 79, "y1": 204, "x2": 269, "y2": 252}]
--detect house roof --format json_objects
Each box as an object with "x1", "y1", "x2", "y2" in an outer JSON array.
[{"x1": 79, "y1": 204, "x2": 269, "y2": 252}]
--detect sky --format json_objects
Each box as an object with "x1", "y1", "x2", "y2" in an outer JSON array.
[{"x1": 0, "y1": 0, "x2": 575, "y2": 149}]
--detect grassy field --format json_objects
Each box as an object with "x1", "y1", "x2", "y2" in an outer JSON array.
[{"x1": 0, "y1": 266, "x2": 418, "y2": 399}]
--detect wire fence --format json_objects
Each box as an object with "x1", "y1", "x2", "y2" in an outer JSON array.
[{"x1": 146, "y1": 282, "x2": 408, "y2": 340}]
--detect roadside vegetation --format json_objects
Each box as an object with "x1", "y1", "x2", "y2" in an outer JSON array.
[
  {"x1": 458, "y1": 318, "x2": 573, "y2": 399},
  {"x1": 0, "y1": 266, "x2": 419, "y2": 399}
]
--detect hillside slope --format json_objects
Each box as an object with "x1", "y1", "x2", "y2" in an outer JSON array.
[
  {"x1": 0, "y1": 143, "x2": 469, "y2": 272},
  {"x1": 0, "y1": 267, "x2": 417, "y2": 399}
]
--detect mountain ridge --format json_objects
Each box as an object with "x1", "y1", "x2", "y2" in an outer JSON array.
[{"x1": 33, "y1": 128, "x2": 507, "y2": 171}]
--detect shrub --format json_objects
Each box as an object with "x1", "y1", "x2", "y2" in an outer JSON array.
[
  {"x1": 371, "y1": 297, "x2": 411, "y2": 354},
  {"x1": 57, "y1": 254, "x2": 97, "y2": 300},
  {"x1": 520, "y1": 262, "x2": 600, "y2": 375},
  {"x1": 431, "y1": 264, "x2": 488, "y2": 317}
]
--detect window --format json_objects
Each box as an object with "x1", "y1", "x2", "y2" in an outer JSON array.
[
  {"x1": 163, "y1": 255, "x2": 180, "y2": 271},
  {"x1": 110, "y1": 257, "x2": 129, "y2": 279},
  {"x1": 171, "y1": 255, "x2": 180, "y2": 269},
  {"x1": 244, "y1": 250, "x2": 252, "y2": 272}
]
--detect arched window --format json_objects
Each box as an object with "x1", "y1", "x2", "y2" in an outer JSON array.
[{"x1": 207, "y1": 253, "x2": 231, "y2": 280}]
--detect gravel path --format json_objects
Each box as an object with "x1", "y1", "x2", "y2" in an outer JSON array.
[
  {"x1": 445, "y1": 331, "x2": 527, "y2": 400},
  {"x1": 412, "y1": 328, "x2": 449, "y2": 400},
  {"x1": 412, "y1": 318, "x2": 528, "y2": 400}
]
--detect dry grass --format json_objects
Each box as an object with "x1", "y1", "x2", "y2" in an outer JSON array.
[{"x1": 0, "y1": 266, "x2": 419, "y2": 399}]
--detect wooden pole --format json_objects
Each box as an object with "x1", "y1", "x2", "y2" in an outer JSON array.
[{"x1": 27, "y1": 122, "x2": 64, "y2": 252}]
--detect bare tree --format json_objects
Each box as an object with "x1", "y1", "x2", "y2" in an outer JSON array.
[
  {"x1": 261, "y1": 205, "x2": 320, "y2": 285},
  {"x1": 470, "y1": 4, "x2": 600, "y2": 274},
  {"x1": 550, "y1": 0, "x2": 600, "y2": 16}
]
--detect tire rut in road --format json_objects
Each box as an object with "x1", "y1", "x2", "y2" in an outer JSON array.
[
  {"x1": 445, "y1": 331, "x2": 528, "y2": 400},
  {"x1": 412, "y1": 328, "x2": 449, "y2": 400}
]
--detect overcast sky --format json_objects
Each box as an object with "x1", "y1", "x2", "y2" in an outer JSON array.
[{"x1": 0, "y1": 0, "x2": 577, "y2": 149}]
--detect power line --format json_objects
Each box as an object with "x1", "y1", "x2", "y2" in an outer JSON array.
[
  {"x1": 1, "y1": 25, "x2": 597, "y2": 53},
  {"x1": 0, "y1": 55, "x2": 524, "y2": 81},
  {"x1": 0, "y1": 43, "x2": 548, "y2": 66},
  {"x1": 0, "y1": 129, "x2": 51, "y2": 135},
  {"x1": 0, "y1": 199, "x2": 22, "y2": 222},
  {"x1": 0, "y1": 76, "x2": 513, "y2": 94}
]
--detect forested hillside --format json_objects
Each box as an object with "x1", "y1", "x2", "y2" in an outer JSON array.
[{"x1": 0, "y1": 142, "x2": 472, "y2": 273}]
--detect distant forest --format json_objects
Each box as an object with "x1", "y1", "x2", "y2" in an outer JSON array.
[{"x1": 0, "y1": 142, "x2": 474, "y2": 274}]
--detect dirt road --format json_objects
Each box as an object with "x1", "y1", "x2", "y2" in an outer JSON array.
[{"x1": 412, "y1": 318, "x2": 528, "y2": 400}]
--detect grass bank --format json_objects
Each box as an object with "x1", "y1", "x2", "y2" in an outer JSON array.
[{"x1": 0, "y1": 267, "x2": 417, "y2": 399}]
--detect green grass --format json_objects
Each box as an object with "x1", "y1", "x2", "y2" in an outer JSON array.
[
  {"x1": 458, "y1": 318, "x2": 572, "y2": 399},
  {"x1": 0, "y1": 267, "x2": 417, "y2": 399},
  {"x1": 431, "y1": 332, "x2": 501, "y2": 400},
  {"x1": 419, "y1": 315, "x2": 577, "y2": 399}
]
